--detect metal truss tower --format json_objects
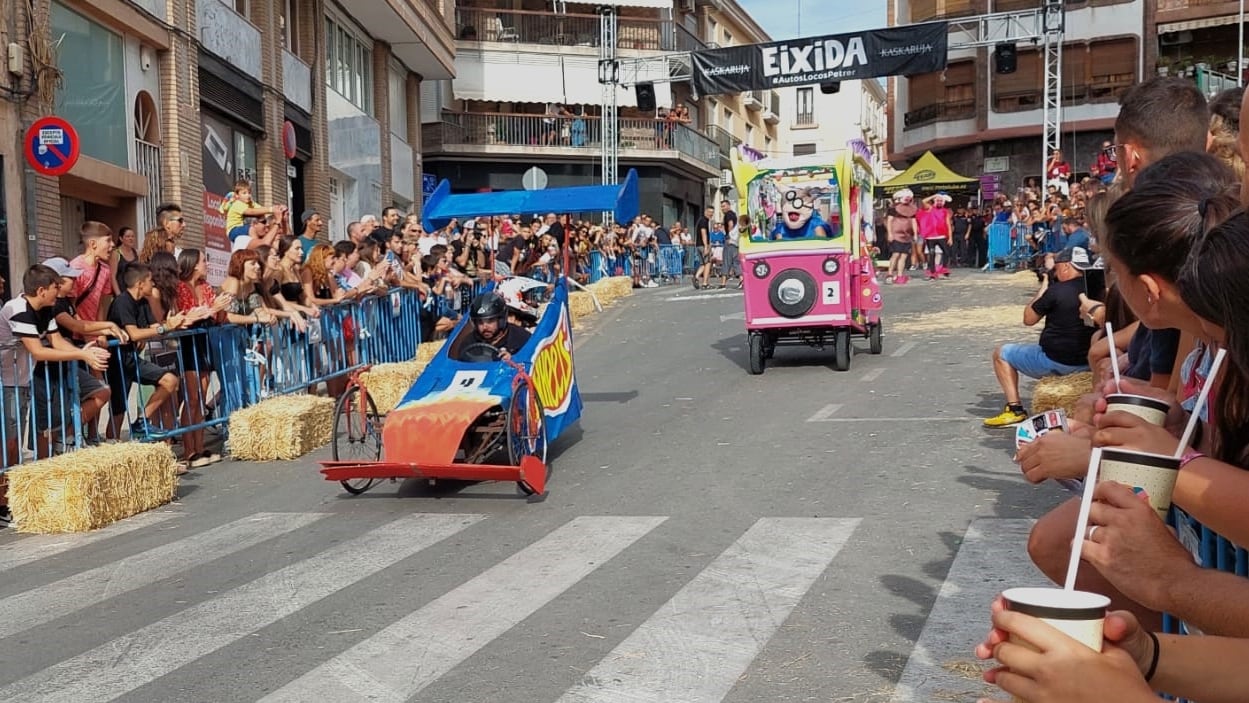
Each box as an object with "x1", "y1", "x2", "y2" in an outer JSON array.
[{"x1": 598, "y1": 7, "x2": 620, "y2": 192}]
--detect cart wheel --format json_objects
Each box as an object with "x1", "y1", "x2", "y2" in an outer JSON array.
[
  {"x1": 508, "y1": 378, "x2": 548, "y2": 471},
  {"x1": 747, "y1": 333, "x2": 766, "y2": 375},
  {"x1": 869, "y1": 321, "x2": 883, "y2": 355},
  {"x1": 332, "y1": 385, "x2": 381, "y2": 495},
  {"x1": 833, "y1": 329, "x2": 851, "y2": 371}
]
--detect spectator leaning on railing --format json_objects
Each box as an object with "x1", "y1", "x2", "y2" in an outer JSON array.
[
  {"x1": 1, "y1": 264, "x2": 111, "y2": 462},
  {"x1": 174, "y1": 249, "x2": 231, "y2": 467},
  {"x1": 45, "y1": 257, "x2": 125, "y2": 447}
]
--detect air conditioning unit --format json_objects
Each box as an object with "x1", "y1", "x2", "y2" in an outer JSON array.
[
  {"x1": 721, "y1": 168, "x2": 734, "y2": 184},
  {"x1": 1160, "y1": 31, "x2": 1193, "y2": 46},
  {"x1": 706, "y1": 176, "x2": 722, "y2": 188}
]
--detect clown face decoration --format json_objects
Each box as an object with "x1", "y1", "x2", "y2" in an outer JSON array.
[{"x1": 780, "y1": 186, "x2": 816, "y2": 230}]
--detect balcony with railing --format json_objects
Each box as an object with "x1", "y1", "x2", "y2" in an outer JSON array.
[
  {"x1": 763, "y1": 91, "x2": 780, "y2": 124},
  {"x1": 676, "y1": 24, "x2": 705, "y2": 52},
  {"x1": 744, "y1": 90, "x2": 764, "y2": 111},
  {"x1": 282, "y1": 49, "x2": 312, "y2": 113},
  {"x1": 197, "y1": 0, "x2": 261, "y2": 76},
  {"x1": 456, "y1": 7, "x2": 673, "y2": 50},
  {"x1": 704, "y1": 124, "x2": 736, "y2": 168},
  {"x1": 423, "y1": 112, "x2": 718, "y2": 172},
  {"x1": 903, "y1": 100, "x2": 976, "y2": 129}
]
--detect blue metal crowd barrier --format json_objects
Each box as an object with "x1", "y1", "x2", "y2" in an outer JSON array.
[
  {"x1": 0, "y1": 344, "x2": 84, "y2": 469},
  {"x1": 588, "y1": 250, "x2": 634, "y2": 283},
  {"x1": 656, "y1": 244, "x2": 684, "y2": 281},
  {"x1": 986, "y1": 223, "x2": 1013, "y2": 271}
]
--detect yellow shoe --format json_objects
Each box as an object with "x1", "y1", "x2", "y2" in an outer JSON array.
[{"x1": 983, "y1": 407, "x2": 1027, "y2": 427}]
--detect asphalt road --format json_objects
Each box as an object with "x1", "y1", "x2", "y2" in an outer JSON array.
[{"x1": 0, "y1": 269, "x2": 1070, "y2": 703}]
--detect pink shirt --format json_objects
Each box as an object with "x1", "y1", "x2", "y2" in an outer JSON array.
[
  {"x1": 916, "y1": 208, "x2": 950, "y2": 240},
  {"x1": 69, "y1": 254, "x2": 111, "y2": 322}
]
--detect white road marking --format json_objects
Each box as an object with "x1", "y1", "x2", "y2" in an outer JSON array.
[
  {"x1": 805, "y1": 404, "x2": 844, "y2": 422},
  {"x1": 557, "y1": 518, "x2": 861, "y2": 703},
  {"x1": 666, "y1": 292, "x2": 741, "y2": 302},
  {"x1": 0, "y1": 509, "x2": 179, "y2": 571},
  {"x1": 860, "y1": 367, "x2": 886, "y2": 383},
  {"x1": 890, "y1": 519, "x2": 1043, "y2": 703},
  {"x1": 891, "y1": 341, "x2": 918, "y2": 357},
  {"x1": 0, "y1": 513, "x2": 485, "y2": 703},
  {"x1": 0, "y1": 512, "x2": 326, "y2": 639},
  {"x1": 260, "y1": 516, "x2": 667, "y2": 703},
  {"x1": 719, "y1": 311, "x2": 746, "y2": 322},
  {"x1": 815, "y1": 417, "x2": 971, "y2": 423}
]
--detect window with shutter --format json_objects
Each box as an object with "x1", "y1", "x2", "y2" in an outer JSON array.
[
  {"x1": 993, "y1": 49, "x2": 1042, "y2": 113},
  {"x1": 1063, "y1": 43, "x2": 1089, "y2": 102},
  {"x1": 1090, "y1": 38, "x2": 1137, "y2": 100}
]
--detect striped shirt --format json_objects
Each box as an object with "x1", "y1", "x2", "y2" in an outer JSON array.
[{"x1": 1, "y1": 296, "x2": 60, "y2": 386}]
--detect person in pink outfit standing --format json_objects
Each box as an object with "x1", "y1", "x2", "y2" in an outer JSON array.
[{"x1": 917, "y1": 193, "x2": 954, "y2": 280}]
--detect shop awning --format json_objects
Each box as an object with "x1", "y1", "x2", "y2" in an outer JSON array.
[
  {"x1": 453, "y1": 50, "x2": 671, "y2": 108},
  {"x1": 875, "y1": 151, "x2": 979, "y2": 197},
  {"x1": 422, "y1": 168, "x2": 640, "y2": 229},
  {"x1": 1158, "y1": 15, "x2": 1239, "y2": 34},
  {"x1": 560, "y1": 0, "x2": 672, "y2": 10}
]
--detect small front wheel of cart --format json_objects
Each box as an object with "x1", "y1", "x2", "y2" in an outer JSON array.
[
  {"x1": 763, "y1": 333, "x2": 777, "y2": 359},
  {"x1": 869, "y1": 321, "x2": 883, "y2": 355},
  {"x1": 508, "y1": 378, "x2": 548, "y2": 494},
  {"x1": 747, "y1": 333, "x2": 766, "y2": 375},
  {"x1": 332, "y1": 385, "x2": 382, "y2": 495},
  {"x1": 833, "y1": 328, "x2": 852, "y2": 372}
]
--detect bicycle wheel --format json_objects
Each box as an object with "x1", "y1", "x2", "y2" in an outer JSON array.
[
  {"x1": 332, "y1": 385, "x2": 382, "y2": 495},
  {"x1": 507, "y1": 379, "x2": 548, "y2": 495}
]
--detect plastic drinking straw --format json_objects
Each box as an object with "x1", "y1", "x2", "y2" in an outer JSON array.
[
  {"x1": 1065, "y1": 447, "x2": 1103, "y2": 591},
  {"x1": 1174, "y1": 347, "x2": 1227, "y2": 459},
  {"x1": 1105, "y1": 322, "x2": 1122, "y2": 393}
]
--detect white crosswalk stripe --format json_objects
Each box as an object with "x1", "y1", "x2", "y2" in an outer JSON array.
[
  {"x1": 0, "y1": 509, "x2": 179, "y2": 571},
  {"x1": 0, "y1": 512, "x2": 484, "y2": 703},
  {"x1": 260, "y1": 515, "x2": 668, "y2": 703},
  {"x1": 890, "y1": 519, "x2": 1043, "y2": 703},
  {"x1": 558, "y1": 517, "x2": 860, "y2": 703},
  {"x1": 0, "y1": 511, "x2": 326, "y2": 640}
]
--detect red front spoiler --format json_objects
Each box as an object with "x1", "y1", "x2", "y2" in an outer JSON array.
[{"x1": 319, "y1": 455, "x2": 547, "y2": 498}]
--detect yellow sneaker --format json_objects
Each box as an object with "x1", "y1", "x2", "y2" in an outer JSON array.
[{"x1": 983, "y1": 407, "x2": 1027, "y2": 427}]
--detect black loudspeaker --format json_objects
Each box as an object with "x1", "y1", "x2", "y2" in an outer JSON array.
[
  {"x1": 819, "y1": 81, "x2": 841, "y2": 94},
  {"x1": 995, "y1": 43, "x2": 1017, "y2": 75},
  {"x1": 636, "y1": 82, "x2": 657, "y2": 112}
]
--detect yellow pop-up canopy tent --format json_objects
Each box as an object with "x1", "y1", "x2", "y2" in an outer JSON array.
[{"x1": 875, "y1": 151, "x2": 979, "y2": 198}]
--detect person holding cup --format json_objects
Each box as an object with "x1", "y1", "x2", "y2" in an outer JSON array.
[
  {"x1": 975, "y1": 585, "x2": 1249, "y2": 703},
  {"x1": 1024, "y1": 154, "x2": 1249, "y2": 632}
]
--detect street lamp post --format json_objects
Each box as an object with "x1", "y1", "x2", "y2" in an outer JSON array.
[{"x1": 1239, "y1": 0, "x2": 1245, "y2": 87}]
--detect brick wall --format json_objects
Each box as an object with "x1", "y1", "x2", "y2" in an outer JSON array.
[
  {"x1": 298, "y1": 0, "x2": 331, "y2": 220},
  {"x1": 253, "y1": 0, "x2": 287, "y2": 217},
  {"x1": 407, "y1": 74, "x2": 422, "y2": 213},
  {"x1": 162, "y1": 0, "x2": 205, "y2": 250},
  {"x1": 373, "y1": 43, "x2": 394, "y2": 208}
]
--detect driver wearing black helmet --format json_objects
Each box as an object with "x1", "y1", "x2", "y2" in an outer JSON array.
[{"x1": 456, "y1": 293, "x2": 532, "y2": 361}]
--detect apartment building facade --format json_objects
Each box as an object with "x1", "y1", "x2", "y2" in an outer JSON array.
[
  {"x1": 887, "y1": 0, "x2": 1143, "y2": 191},
  {"x1": 420, "y1": 0, "x2": 776, "y2": 227},
  {"x1": 0, "y1": 0, "x2": 453, "y2": 290},
  {"x1": 776, "y1": 79, "x2": 888, "y2": 176}
]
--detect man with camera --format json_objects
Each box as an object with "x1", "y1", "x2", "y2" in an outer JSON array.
[{"x1": 984, "y1": 246, "x2": 1096, "y2": 427}]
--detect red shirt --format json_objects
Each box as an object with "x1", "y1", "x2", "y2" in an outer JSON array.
[
  {"x1": 69, "y1": 254, "x2": 111, "y2": 322},
  {"x1": 175, "y1": 280, "x2": 225, "y2": 323}
]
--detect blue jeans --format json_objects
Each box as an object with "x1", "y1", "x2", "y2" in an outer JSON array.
[{"x1": 1000, "y1": 343, "x2": 1089, "y2": 379}]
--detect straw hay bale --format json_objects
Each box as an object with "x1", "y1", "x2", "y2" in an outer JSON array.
[
  {"x1": 1032, "y1": 371, "x2": 1094, "y2": 416},
  {"x1": 359, "y1": 360, "x2": 423, "y2": 414},
  {"x1": 587, "y1": 276, "x2": 634, "y2": 307},
  {"x1": 415, "y1": 339, "x2": 445, "y2": 365},
  {"x1": 6, "y1": 442, "x2": 178, "y2": 534},
  {"x1": 569, "y1": 291, "x2": 596, "y2": 320},
  {"x1": 227, "y1": 394, "x2": 335, "y2": 461}
]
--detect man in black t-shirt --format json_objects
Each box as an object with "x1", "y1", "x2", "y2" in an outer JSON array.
[
  {"x1": 693, "y1": 206, "x2": 713, "y2": 289},
  {"x1": 985, "y1": 247, "x2": 1095, "y2": 427},
  {"x1": 106, "y1": 263, "x2": 189, "y2": 441}
]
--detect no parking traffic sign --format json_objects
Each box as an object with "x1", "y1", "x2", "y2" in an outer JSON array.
[{"x1": 25, "y1": 116, "x2": 80, "y2": 177}]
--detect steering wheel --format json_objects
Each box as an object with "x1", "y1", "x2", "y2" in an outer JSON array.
[{"x1": 460, "y1": 342, "x2": 503, "y2": 362}]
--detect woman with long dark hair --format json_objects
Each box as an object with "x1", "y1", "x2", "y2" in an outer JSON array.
[{"x1": 173, "y1": 248, "x2": 230, "y2": 467}]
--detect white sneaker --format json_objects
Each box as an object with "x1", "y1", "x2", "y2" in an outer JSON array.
[{"x1": 645, "y1": 280, "x2": 659, "y2": 288}]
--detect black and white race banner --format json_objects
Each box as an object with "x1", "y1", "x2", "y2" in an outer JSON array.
[{"x1": 690, "y1": 21, "x2": 949, "y2": 96}]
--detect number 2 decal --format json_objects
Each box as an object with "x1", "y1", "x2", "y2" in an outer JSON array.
[{"x1": 822, "y1": 282, "x2": 841, "y2": 305}]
